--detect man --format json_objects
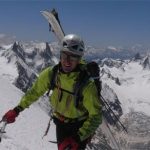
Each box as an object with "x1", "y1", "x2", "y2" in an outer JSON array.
[{"x1": 2, "y1": 34, "x2": 102, "y2": 150}]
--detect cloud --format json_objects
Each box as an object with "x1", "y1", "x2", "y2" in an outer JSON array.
[
  {"x1": 107, "y1": 46, "x2": 118, "y2": 51},
  {"x1": 0, "y1": 33, "x2": 16, "y2": 45},
  {"x1": 0, "y1": 34, "x2": 6, "y2": 38}
]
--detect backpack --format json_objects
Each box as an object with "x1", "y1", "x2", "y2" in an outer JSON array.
[{"x1": 47, "y1": 61, "x2": 101, "y2": 108}]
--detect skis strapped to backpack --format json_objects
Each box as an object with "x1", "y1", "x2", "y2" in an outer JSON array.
[{"x1": 41, "y1": 9, "x2": 65, "y2": 42}]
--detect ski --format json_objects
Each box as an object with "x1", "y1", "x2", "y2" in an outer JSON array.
[{"x1": 41, "y1": 10, "x2": 65, "y2": 42}]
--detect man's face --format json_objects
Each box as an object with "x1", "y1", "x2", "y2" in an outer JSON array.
[{"x1": 60, "y1": 51, "x2": 81, "y2": 73}]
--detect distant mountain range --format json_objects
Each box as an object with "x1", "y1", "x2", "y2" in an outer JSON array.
[
  {"x1": 0, "y1": 41, "x2": 57, "y2": 92},
  {"x1": 85, "y1": 44, "x2": 150, "y2": 60}
]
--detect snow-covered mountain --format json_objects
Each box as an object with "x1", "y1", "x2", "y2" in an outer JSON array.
[
  {"x1": 0, "y1": 41, "x2": 150, "y2": 149},
  {"x1": 99, "y1": 56, "x2": 150, "y2": 149},
  {"x1": 1, "y1": 41, "x2": 58, "y2": 92}
]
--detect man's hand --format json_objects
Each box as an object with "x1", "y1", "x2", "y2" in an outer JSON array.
[
  {"x1": 2, "y1": 106, "x2": 23, "y2": 124},
  {"x1": 2, "y1": 110, "x2": 18, "y2": 123}
]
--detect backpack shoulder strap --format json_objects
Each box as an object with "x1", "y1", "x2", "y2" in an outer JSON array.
[
  {"x1": 47, "y1": 64, "x2": 59, "y2": 96},
  {"x1": 73, "y1": 64, "x2": 90, "y2": 108}
]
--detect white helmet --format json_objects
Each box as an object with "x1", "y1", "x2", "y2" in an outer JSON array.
[{"x1": 61, "y1": 34, "x2": 85, "y2": 56}]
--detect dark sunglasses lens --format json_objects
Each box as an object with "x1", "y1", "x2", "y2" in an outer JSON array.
[
  {"x1": 70, "y1": 55, "x2": 80, "y2": 61},
  {"x1": 61, "y1": 52, "x2": 67, "y2": 59},
  {"x1": 61, "y1": 52, "x2": 80, "y2": 61}
]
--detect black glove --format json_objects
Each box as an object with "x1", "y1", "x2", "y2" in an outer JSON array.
[{"x1": 13, "y1": 106, "x2": 24, "y2": 115}]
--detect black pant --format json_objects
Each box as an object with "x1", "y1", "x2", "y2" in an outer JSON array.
[{"x1": 53, "y1": 117, "x2": 88, "y2": 150}]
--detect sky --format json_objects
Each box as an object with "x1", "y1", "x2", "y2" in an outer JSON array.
[{"x1": 0, "y1": 0, "x2": 150, "y2": 47}]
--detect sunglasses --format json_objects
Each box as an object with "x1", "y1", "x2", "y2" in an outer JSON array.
[{"x1": 60, "y1": 52, "x2": 81, "y2": 61}]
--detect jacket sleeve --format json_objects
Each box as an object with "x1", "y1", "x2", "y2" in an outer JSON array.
[
  {"x1": 78, "y1": 81, "x2": 102, "y2": 141},
  {"x1": 18, "y1": 67, "x2": 52, "y2": 109}
]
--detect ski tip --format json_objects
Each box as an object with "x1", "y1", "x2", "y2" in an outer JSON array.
[
  {"x1": 40, "y1": 10, "x2": 50, "y2": 14},
  {"x1": 40, "y1": 11, "x2": 47, "y2": 15},
  {"x1": 40, "y1": 11, "x2": 45, "y2": 15},
  {"x1": 40, "y1": 10, "x2": 45, "y2": 13}
]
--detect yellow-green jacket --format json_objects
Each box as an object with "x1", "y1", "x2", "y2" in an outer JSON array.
[{"x1": 18, "y1": 64, "x2": 102, "y2": 141}]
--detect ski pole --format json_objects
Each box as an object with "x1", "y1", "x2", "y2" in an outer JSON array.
[
  {"x1": 42, "y1": 116, "x2": 52, "y2": 139},
  {"x1": 0, "y1": 121, "x2": 7, "y2": 142},
  {"x1": 42, "y1": 107, "x2": 54, "y2": 139},
  {"x1": 49, "y1": 140, "x2": 57, "y2": 144},
  {"x1": 101, "y1": 95, "x2": 128, "y2": 133},
  {"x1": 102, "y1": 97, "x2": 127, "y2": 133},
  {"x1": 102, "y1": 103, "x2": 123, "y2": 132}
]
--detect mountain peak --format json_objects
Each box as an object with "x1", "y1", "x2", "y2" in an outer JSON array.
[
  {"x1": 12, "y1": 41, "x2": 25, "y2": 61},
  {"x1": 142, "y1": 56, "x2": 150, "y2": 69},
  {"x1": 133, "y1": 52, "x2": 142, "y2": 61}
]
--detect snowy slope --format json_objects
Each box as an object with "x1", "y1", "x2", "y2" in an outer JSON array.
[
  {"x1": 0, "y1": 53, "x2": 57, "y2": 150},
  {"x1": 102, "y1": 60, "x2": 150, "y2": 116},
  {"x1": 101, "y1": 59, "x2": 150, "y2": 149}
]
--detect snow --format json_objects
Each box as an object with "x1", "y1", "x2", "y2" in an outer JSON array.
[
  {"x1": 1, "y1": 44, "x2": 13, "y2": 50},
  {"x1": 0, "y1": 90, "x2": 57, "y2": 149},
  {"x1": 34, "y1": 42, "x2": 46, "y2": 51},
  {"x1": 51, "y1": 56, "x2": 59, "y2": 64},
  {"x1": 0, "y1": 52, "x2": 18, "y2": 82},
  {"x1": 24, "y1": 48, "x2": 35, "y2": 54},
  {"x1": 107, "y1": 46, "x2": 118, "y2": 51},
  {"x1": 0, "y1": 105, "x2": 57, "y2": 150},
  {"x1": 35, "y1": 59, "x2": 44, "y2": 66},
  {"x1": 0, "y1": 55, "x2": 57, "y2": 150},
  {"x1": 102, "y1": 61, "x2": 150, "y2": 116}
]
